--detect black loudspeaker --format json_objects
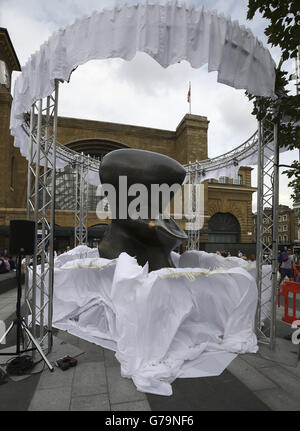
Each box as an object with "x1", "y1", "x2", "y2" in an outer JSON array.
[{"x1": 9, "y1": 219, "x2": 36, "y2": 256}]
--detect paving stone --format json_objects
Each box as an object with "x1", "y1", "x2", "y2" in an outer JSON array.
[
  {"x1": 72, "y1": 361, "x2": 107, "y2": 397},
  {"x1": 37, "y1": 366, "x2": 75, "y2": 390},
  {"x1": 281, "y1": 362, "x2": 300, "y2": 378},
  {"x1": 111, "y1": 400, "x2": 151, "y2": 411},
  {"x1": 104, "y1": 348, "x2": 120, "y2": 367},
  {"x1": 56, "y1": 330, "x2": 80, "y2": 347},
  {"x1": 241, "y1": 352, "x2": 278, "y2": 369},
  {"x1": 70, "y1": 394, "x2": 110, "y2": 411},
  {"x1": 227, "y1": 356, "x2": 277, "y2": 391},
  {"x1": 254, "y1": 388, "x2": 300, "y2": 411},
  {"x1": 259, "y1": 366, "x2": 300, "y2": 400},
  {"x1": 106, "y1": 366, "x2": 147, "y2": 405},
  {"x1": 28, "y1": 387, "x2": 72, "y2": 411}
]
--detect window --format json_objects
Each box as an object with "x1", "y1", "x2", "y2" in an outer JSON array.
[
  {"x1": 233, "y1": 175, "x2": 243, "y2": 185},
  {"x1": 279, "y1": 216, "x2": 282, "y2": 222},
  {"x1": 283, "y1": 235, "x2": 288, "y2": 243},
  {"x1": 278, "y1": 235, "x2": 282, "y2": 243},
  {"x1": 278, "y1": 225, "x2": 282, "y2": 232},
  {"x1": 282, "y1": 215, "x2": 287, "y2": 221},
  {"x1": 283, "y1": 225, "x2": 287, "y2": 231},
  {"x1": 218, "y1": 176, "x2": 228, "y2": 184}
]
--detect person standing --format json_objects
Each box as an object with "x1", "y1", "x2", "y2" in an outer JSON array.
[{"x1": 278, "y1": 248, "x2": 296, "y2": 286}]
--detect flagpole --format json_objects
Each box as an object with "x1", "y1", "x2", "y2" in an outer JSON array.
[{"x1": 187, "y1": 81, "x2": 191, "y2": 114}]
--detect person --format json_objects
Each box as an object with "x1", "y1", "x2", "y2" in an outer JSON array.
[
  {"x1": 237, "y1": 250, "x2": 243, "y2": 258},
  {"x1": 249, "y1": 254, "x2": 255, "y2": 262},
  {"x1": 278, "y1": 248, "x2": 296, "y2": 286},
  {"x1": 0, "y1": 257, "x2": 10, "y2": 274},
  {"x1": 0, "y1": 248, "x2": 9, "y2": 258}
]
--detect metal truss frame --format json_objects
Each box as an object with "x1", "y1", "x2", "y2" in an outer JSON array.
[
  {"x1": 255, "y1": 106, "x2": 279, "y2": 349},
  {"x1": 74, "y1": 153, "x2": 90, "y2": 246},
  {"x1": 185, "y1": 164, "x2": 201, "y2": 250},
  {"x1": 24, "y1": 80, "x2": 59, "y2": 355},
  {"x1": 185, "y1": 130, "x2": 258, "y2": 177},
  {"x1": 185, "y1": 104, "x2": 279, "y2": 349}
]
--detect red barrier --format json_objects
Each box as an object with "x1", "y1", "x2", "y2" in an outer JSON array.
[{"x1": 281, "y1": 281, "x2": 300, "y2": 324}]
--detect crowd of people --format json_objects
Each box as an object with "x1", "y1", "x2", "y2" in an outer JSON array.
[
  {"x1": 1, "y1": 244, "x2": 300, "y2": 287},
  {"x1": 0, "y1": 245, "x2": 73, "y2": 275},
  {"x1": 215, "y1": 249, "x2": 255, "y2": 261}
]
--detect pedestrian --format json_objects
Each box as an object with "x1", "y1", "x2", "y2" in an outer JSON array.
[
  {"x1": 237, "y1": 250, "x2": 243, "y2": 258},
  {"x1": 278, "y1": 248, "x2": 296, "y2": 286}
]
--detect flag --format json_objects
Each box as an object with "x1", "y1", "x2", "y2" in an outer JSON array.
[{"x1": 187, "y1": 82, "x2": 191, "y2": 103}]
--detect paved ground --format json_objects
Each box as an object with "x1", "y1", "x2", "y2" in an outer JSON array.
[{"x1": 0, "y1": 274, "x2": 299, "y2": 412}]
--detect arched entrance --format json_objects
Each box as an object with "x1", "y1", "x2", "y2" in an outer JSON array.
[
  {"x1": 208, "y1": 212, "x2": 241, "y2": 243},
  {"x1": 65, "y1": 139, "x2": 129, "y2": 160}
]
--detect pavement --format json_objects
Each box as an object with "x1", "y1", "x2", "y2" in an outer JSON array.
[{"x1": 0, "y1": 273, "x2": 300, "y2": 413}]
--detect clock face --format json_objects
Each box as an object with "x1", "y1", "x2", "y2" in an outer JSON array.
[{"x1": 0, "y1": 60, "x2": 10, "y2": 89}]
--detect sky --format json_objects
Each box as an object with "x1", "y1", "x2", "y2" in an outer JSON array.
[{"x1": 0, "y1": 0, "x2": 298, "y2": 211}]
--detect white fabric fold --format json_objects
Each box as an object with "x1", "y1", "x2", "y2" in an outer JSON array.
[{"x1": 36, "y1": 245, "x2": 265, "y2": 396}]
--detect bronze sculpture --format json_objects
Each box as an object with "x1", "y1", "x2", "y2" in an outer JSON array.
[{"x1": 98, "y1": 149, "x2": 187, "y2": 271}]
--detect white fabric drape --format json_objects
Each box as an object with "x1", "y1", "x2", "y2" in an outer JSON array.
[
  {"x1": 34, "y1": 246, "x2": 265, "y2": 396},
  {"x1": 10, "y1": 1, "x2": 276, "y2": 169}
]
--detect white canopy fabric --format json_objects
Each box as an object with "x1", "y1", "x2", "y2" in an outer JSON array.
[
  {"x1": 10, "y1": 1, "x2": 276, "y2": 168},
  {"x1": 30, "y1": 246, "x2": 266, "y2": 396}
]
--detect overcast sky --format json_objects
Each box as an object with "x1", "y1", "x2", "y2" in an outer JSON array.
[{"x1": 0, "y1": 0, "x2": 298, "y2": 211}]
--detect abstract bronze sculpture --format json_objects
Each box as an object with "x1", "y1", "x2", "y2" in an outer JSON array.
[{"x1": 98, "y1": 149, "x2": 187, "y2": 271}]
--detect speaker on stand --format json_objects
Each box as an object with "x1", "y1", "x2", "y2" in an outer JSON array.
[{"x1": 0, "y1": 219, "x2": 54, "y2": 372}]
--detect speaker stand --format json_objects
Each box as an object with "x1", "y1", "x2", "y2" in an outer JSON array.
[{"x1": 0, "y1": 256, "x2": 54, "y2": 372}]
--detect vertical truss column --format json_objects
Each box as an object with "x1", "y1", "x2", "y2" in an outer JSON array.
[
  {"x1": 25, "y1": 80, "x2": 59, "y2": 354},
  {"x1": 255, "y1": 106, "x2": 279, "y2": 349},
  {"x1": 186, "y1": 165, "x2": 200, "y2": 250},
  {"x1": 74, "y1": 153, "x2": 89, "y2": 246}
]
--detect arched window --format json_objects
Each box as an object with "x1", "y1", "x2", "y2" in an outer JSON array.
[{"x1": 208, "y1": 213, "x2": 241, "y2": 243}]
